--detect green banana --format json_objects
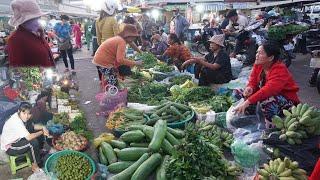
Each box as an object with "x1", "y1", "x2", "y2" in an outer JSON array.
[
  {"x1": 279, "y1": 134, "x2": 287, "y2": 141},
  {"x1": 296, "y1": 104, "x2": 302, "y2": 115},
  {"x1": 277, "y1": 162, "x2": 286, "y2": 174},
  {"x1": 299, "y1": 104, "x2": 309, "y2": 116},
  {"x1": 287, "y1": 138, "x2": 295, "y2": 145},
  {"x1": 306, "y1": 126, "x2": 316, "y2": 134},
  {"x1": 258, "y1": 169, "x2": 269, "y2": 176},
  {"x1": 288, "y1": 122, "x2": 299, "y2": 131},
  {"x1": 292, "y1": 168, "x2": 307, "y2": 175},
  {"x1": 285, "y1": 131, "x2": 302, "y2": 138},
  {"x1": 289, "y1": 161, "x2": 299, "y2": 169},
  {"x1": 283, "y1": 109, "x2": 292, "y2": 117},
  {"x1": 291, "y1": 106, "x2": 297, "y2": 116},
  {"x1": 302, "y1": 108, "x2": 313, "y2": 118},
  {"x1": 286, "y1": 118, "x2": 298, "y2": 129},
  {"x1": 279, "y1": 177, "x2": 296, "y2": 180},
  {"x1": 272, "y1": 115, "x2": 284, "y2": 129},
  {"x1": 299, "y1": 116, "x2": 311, "y2": 125},
  {"x1": 279, "y1": 169, "x2": 292, "y2": 177}
]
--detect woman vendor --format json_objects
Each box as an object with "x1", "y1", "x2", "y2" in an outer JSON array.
[
  {"x1": 150, "y1": 34, "x2": 168, "y2": 56},
  {"x1": 92, "y1": 24, "x2": 143, "y2": 86},
  {"x1": 1, "y1": 102, "x2": 50, "y2": 172},
  {"x1": 159, "y1": 33, "x2": 192, "y2": 71},
  {"x1": 182, "y1": 34, "x2": 233, "y2": 86},
  {"x1": 234, "y1": 41, "x2": 300, "y2": 128},
  {"x1": 31, "y1": 89, "x2": 53, "y2": 125}
]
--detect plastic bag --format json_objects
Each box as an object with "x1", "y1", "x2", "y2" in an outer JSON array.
[
  {"x1": 93, "y1": 133, "x2": 115, "y2": 148},
  {"x1": 231, "y1": 140, "x2": 260, "y2": 168},
  {"x1": 127, "y1": 103, "x2": 157, "y2": 112},
  {"x1": 27, "y1": 169, "x2": 50, "y2": 180},
  {"x1": 96, "y1": 89, "x2": 128, "y2": 113},
  {"x1": 310, "y1": 57, "x2": 320, "y2": 68},
  {"x1": 226, "y1": 99, "x2": 244, "y2": 130},
  {"x1": 230, "y1": 58, "x2": 243, "y2": 78}
]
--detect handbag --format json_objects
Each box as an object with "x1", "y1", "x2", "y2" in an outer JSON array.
[{"x1": 58, "y1": 38, "x2": 71, "y2": 50}]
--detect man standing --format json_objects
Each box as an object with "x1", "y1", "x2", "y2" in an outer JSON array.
[
  {"x1": 84, "y1": 19, "x2": 93, "y2": 51},
  {"x1": 141, "y1": 14, "x2": 156, "y2": 41},
  {"x1": 172, "y1": 8, "x2": 190, "y2": 43}
]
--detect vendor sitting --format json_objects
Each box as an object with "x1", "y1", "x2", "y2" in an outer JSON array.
[
  {"x1": 159, "y1": 33, "x2": 192, "y2": 71},
  {"x1": 1, "y1": 102, "x2": 50, "y2": 172},
  {"x1": 31, "y1": 89, "x2": 53, "y2": 126},
  {"x1": 92, "y1": 24, "x2": 143, "y2": 86},
  {"x1": 150, "y1": 34, "x2": 168, "y2": 56},
  {"x1": 234, "y1": 41, "x2": 300, "y2": 128},
  {"x1": 182, "y1": 34, "x2": 233, "y2": 86}
]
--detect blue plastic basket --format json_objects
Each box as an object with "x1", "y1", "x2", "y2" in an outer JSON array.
[{"x1": 44, "y1": 150, "x2": 96, "y2": 180}]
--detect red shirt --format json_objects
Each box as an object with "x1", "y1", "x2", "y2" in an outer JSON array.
[
  {"x1": 247, "y1": 62, "x2": 300, "y2": 104},
  {"x1": 7, "y1": 26, "x2": 55, "y2": 67}
]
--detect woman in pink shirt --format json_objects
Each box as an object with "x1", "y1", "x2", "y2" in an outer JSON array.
[{"x1": 72, "y1": 22, "x2": 82, "y2": 49}]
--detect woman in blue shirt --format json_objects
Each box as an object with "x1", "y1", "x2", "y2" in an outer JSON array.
[{"x1": 54, "y1": 15, "x2": 75, "y2": 73}]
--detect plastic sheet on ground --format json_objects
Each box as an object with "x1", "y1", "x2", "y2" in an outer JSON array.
[
  {"x1": 127, "y1": 103, "x2": 157, "y2": 112},
  {"x1": 230, "y1": 58, "x2": 243, "y2": 79},
  {"x1": 231, "y1": 140, "x2": 261, "y2": 168}
]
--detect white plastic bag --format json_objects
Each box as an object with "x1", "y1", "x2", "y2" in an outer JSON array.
[
  {"x1": 127, "y1": 103, "x2": 157, "y2": 112},
  {"x1": 310, "y1": 58, "x2": 320, "y2": 68},
  {"x1": 226, "y1": 99, "x2": 245, "y2": 130},
  {"x1": 27, "y1": 169, "x2": 50, "y2": 180}
]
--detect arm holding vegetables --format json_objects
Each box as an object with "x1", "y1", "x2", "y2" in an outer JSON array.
[
  {"x1": 182, "y1": 57, "x2": 221, "y2": 70},
  {"x1": 26, "y1": 131, "x2": 44, "y2": 141}
]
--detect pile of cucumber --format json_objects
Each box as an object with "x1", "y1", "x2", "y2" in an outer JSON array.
[
  {"x1": 144, "y1": 101, "x2": 194, "y2": 126},
  {"x1": 97, "y1": 120, "x2": 185, "y2": 180}
]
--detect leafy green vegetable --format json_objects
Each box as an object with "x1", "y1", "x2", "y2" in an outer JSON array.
[
  {"x1": 19, "y1": 67, "x2": 41, "y2": 90},
  {"x1": 169, "y1": 75, "x2": 192, "y2": 86},
  {"x1": 190, "y1": 95, "x2": 232, "y2": 113},
  {"x1": 268, "y1": 24, "x2": 308, "y2": 40},
  {"x1": 53, "y1": 112, "x2": 69, "y2": 126},
  {"x1": 153, "y1": 63, "x2": 175, "y2": 73},
  {"x1": 128, "y1": 82, "x2": 170, "y2": 105},
  {"x1": 136, "y1": 52, "x2": 159, "y2": 69},
  {"x1": 171, "y1": 87, "x2": 215, "y2": 103}
]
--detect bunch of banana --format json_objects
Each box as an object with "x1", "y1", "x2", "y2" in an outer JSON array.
[
  {"x1": 258, "y1": 157, "x2": 308, "y2": 180},
  {"x1": 190, "y1": 103, "x2": 211, "y2": 114},
  {"x1": 226, "y1": 164, "x2": 242, "y2": 176},
  {"x1": 272, "y1": 103, "x2": 320, "y2": 145},
  {"x1": 196, "y1": 121, "x2": 234, "y2": 148}
]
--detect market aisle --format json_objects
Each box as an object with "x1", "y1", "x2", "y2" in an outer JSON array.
[{"x1": 290, "y1": 53, "x2": 320, "y2": 108}]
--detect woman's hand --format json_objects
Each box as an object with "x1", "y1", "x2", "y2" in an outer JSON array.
[
  {"x1": 243, "y1": 87, "x2": 253, "y2": 98},
  {"x1": 182, "y1": 59, "x2": 198, "y2": 69},
  {"x1": 234, "y1": 100, "x2": 251, "y2": 115},
  {"x1": 42, "y1": 127, "x2": 50, "y2": 137}
]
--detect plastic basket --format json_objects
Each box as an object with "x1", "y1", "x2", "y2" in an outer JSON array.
[
  {"x1": 44, "y1": 150, "x2": 96, "y2": 180},
  {"x1": 167, "y1": 110, "x2": 196, "y2": 128},
  {"x1": 96, "y1": 89, "x2": 128, "y2": 113}
]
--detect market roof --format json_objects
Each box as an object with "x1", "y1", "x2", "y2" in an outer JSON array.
[{"x1": 248, "y1": 0, "x2": 317, "y2": 9}]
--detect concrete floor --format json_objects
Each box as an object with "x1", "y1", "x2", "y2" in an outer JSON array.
[{"x1": 0, "y1": 48, "x2": 319, "y2": 180}]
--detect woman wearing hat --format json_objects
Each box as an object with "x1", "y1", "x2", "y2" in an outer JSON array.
[
  {"x1": 6, "y1": 0, "x2": 55, "y2": 67},
  {"x1": 54, "y1": 15, "x2": 75, "y2": 73},
  {"x1": 182, "y1": 34, "x2": 233, "y2": 86},
  {"x1": 92, "y1": 24, "x2": 143, "y2": 87},
  {"x1": 96, "y1": 0, "x2": 119, "y2": 46}
]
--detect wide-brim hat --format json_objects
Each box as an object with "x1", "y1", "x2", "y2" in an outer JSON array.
[
  {"x1": 9, "y1": 0, "x2": 46, "y2": 27},
  {"x1": 118, "y1": 24, "x2": 139, "y2": 38},
  {"x1": 208, "y1": 34, "x2": 225, "y2": 47},
  {"x1": 101, "y1": 0, "x2": 118, "y2": 16}
]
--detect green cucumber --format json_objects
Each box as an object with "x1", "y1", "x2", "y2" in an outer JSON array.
[
  {"x1": 156, "y1": 155, "x2": 170, "y2": 180},
  {"x1": 166, "y1": 131, "x2": 180, "y2": 146},
  {"x1": 167, "y1": 127, "x2": 185, "y2": 138},
  {"x1": 120, "y1": 130, "x2": 145, "y2": 143},
  {"x1": 107, "y1": 161, "x2": 134, "y2": 174},
  {"x1": 99, "y1": 147, "x2": 108, "y2": 165},
  {"x1": 143, "y1": 126, "x2": 154, "y2": 140},
  {"x1": 169, "y1": 106, "x2": 185, "y2": 118},
  {"x1": 110, "y1": 140, "x2": 127, "y2": 149},
  {"x1": 172, "y1": 102, "x2": 190, "y2": 111},
  {"x1": 155, "y1": 104, "x2": 171, "y2": 115},
  {"x1": 128, "y1": 125, "x2": 147, "y2": 131},
  {"x1": 149, "y1": 120, "x2": 167, "y2": 152},
  {"x1": 110, "y1": 153, "x2": 149, "y2": 180},
  {"x1": 101, "y1": 142, "x2": 117, "y2": 164},
  {"x1": 161, "y1": 139, "x2": 174, "y2": 155},
  {"x1": 146, "y1": 117, "x2": 160, "y2": 126},
  {"x1": 116, "y1": 147, "x2": 149, "y2": 161},
  {"x1": 130, "y1": 142, "x2": 149, "y2": 147},
  {"x1": 131, "y1": 153, "x2": 162, "y2": 180}
]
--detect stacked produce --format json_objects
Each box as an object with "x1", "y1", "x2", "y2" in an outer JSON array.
[
  {"x1": 272, "y1": 103, "x2": 320, "y2": 145},
  {"x1": 169, "y1": 75, "x2": 192, "y2": 86},
  {"x1": 19, "y1": 67, "x2": 42, "y2": 90},
  {"x1": 128, "y1": 82, "x2": 169, "y2": 105},
  {"x1": 70, "y1": 113, "x2": 93, "y2": 140},
  {"x1": 97, "y1": 121, "x2": 186, "y2": 179},
  {"x1": 105, "y1": 107, "x2": 145, "y2": 131},
  {"x1": 153, "y1": 63, "x2": 175, "y2": 73},
  {"x1": 136, "y1": 52, "x2": 158, "y2": 69},
  {"x1": 144, "y1": 101, "x2": 194, "y2": 125},
  {"x1": 54, "y1": 153, "x2": 92, "y2": 180},
  {"x1": 170, "y1": 86, "x2": 215, "y2": 103},
  {"x1": 166, "y1": 122, "x2": 241, "y2": 179},
  {"x1": 190, "y1": 95, "x2": 233, "y2": 114},
  {"x1": 54, "y1": 131, "x2": 87, "y2": 151},
  {"x1": 53, "y1": 112, "x2": 70, "y2": 126},
  {"x1": 257, "y1": 157, "x2": 308, "y2": 180},
  {"x1": 268, "y1": 24, "x2": 308, "y2": 40}
]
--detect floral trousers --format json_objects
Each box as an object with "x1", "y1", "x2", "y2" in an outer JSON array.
[{"x1": 98, "y1": 67, "x2": 118, "y2": 86}]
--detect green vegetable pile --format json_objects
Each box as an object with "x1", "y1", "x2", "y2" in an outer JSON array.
[
  {"x1": 70, "y1": 113, "x2": 93, "y2": 141},
  {"x1": 128, "y1": 82, "x2": 170, "y2": 105},
  {"x1": 54, "y1": 153, "x2": 91, "y2": 180},
  {"x1": 190, "y1": 95, "x2": 233, "y2": 113},
  {"x1": 56, "y1": 91, "x2": 69, "y2": 99},
  {"x1": 53, "y1": 112, "x2": 69, "y2": 126},
  {"x1": 153, "y1": 63, "x2": 175, "y2": 73},
  {"x1": 171, "y1": 86, "x2": 215, "y2": 103},
  {"x1": 268, "y1": 24, "x2": 308, "y2": 40},
  {"x1": 166, "y1": 121, "x2": 241, "y2": 180},
  {"x1": 169, "y1": 75, "x2": 192, "y2": 85},
  {"x1": 106, "y1": 107, "x2": 145, "y2": 131},
  {"x1": 144, "y1": 101, "x2": 194, "y2": 126},
  {"x1": 136, "y1": 52, "x2": 158, "y2": 69},
  {"x1": 19, "y1": 67, "x2": 41, "y2": 90}
]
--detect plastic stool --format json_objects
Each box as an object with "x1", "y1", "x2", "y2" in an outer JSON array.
[{"x1": 9, "y1": 153, "x2": 32, "y2": 174}]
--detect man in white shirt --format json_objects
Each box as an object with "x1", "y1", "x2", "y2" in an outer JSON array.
[
  {"x1": 0, "y1": 102, "x2": 49, "y2": 172},
  {"x1": 222, "y1": 9, "x2": 249, "y2": 58},
  {"x1": 160, "y1": 29, "x2": 168, "y2": 43}
]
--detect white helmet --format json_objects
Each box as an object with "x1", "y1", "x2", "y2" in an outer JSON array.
[{"x1": 102, "y1": 0, "x2": 118, "y2": 15}]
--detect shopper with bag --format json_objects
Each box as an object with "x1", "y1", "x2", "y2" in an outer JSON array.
[
  {"x1": 54, "y1": 15, "x2": 75, "y2": 73},
  {"x1": 234, "y1": 41, "x2": 300, "y2": 127},
  {"x1": 6, "y1": 0, "x2": 55, "y2": 67},
  {"x1": 92, "y1": 24, "x2": 143, "y2": 87}
]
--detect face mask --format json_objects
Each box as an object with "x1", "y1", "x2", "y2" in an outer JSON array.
[{"x1": 23, "y1": 18, "x2": 41, "y2": 33}]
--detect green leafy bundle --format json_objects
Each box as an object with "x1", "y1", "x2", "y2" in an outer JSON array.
[
  {"x1": 136, "y1": 52, "x2": 158, "y2": 69},
  {"x1": 172, "y1": 87, "x2": 215, "y2": 103},
  {"x1": 169, "y1": 75, "x2": 192, "y2": 85},
  {"x1": 19, "y1": 67, "x2": 41, "y2": 90}
]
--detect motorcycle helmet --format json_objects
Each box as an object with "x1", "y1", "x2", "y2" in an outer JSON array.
[{"x1": 101, "y1": 0, "x2": 118, "y2": 15}]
